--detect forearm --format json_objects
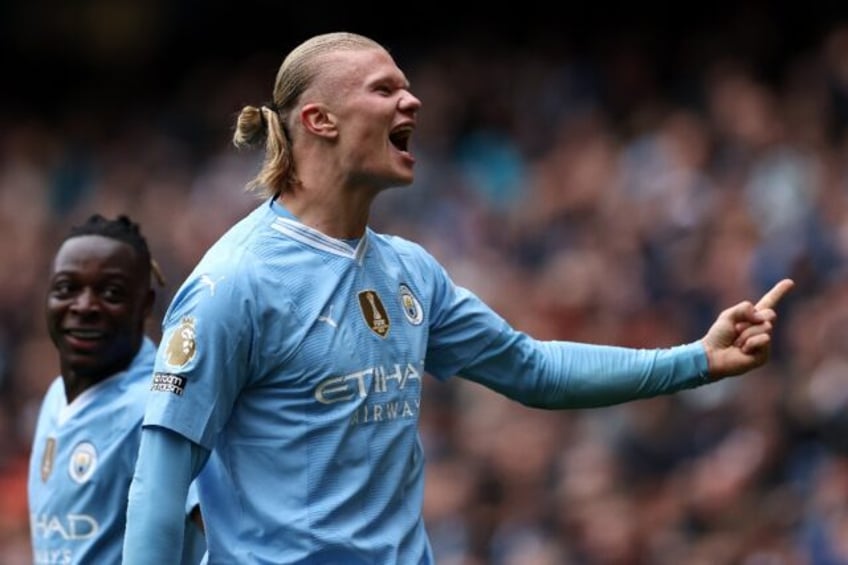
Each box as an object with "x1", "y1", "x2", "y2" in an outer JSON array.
[
  {"x1": 460, "y1": 332, "x2": 709, "y2": 409},
  {"x1": 123, "y1": 426, "x2": 209, "y2": 564}
]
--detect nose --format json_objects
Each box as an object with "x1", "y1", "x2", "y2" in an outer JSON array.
[
  {"x1": 69, "y1": 288, "x2": 100, "y2": 314},
  {"x1": 399, "y1": 91, "x2": 421, "y2": 114}
]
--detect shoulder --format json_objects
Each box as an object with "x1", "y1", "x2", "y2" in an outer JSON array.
[
  {"x1": 181, "y1": 201, "x2": 304, "y2": 297},
  {"x1": 368, "y1": 231, "x2": 453, "y2": 295},
  {"x1": 35, "y1": 377, "x2": 65, "y2": 417},
  {"x1": 369, "y1": 231, "x2": 441, "y2": 267},
  {"x1": 115, "y1": 346, "x2": 157, "y2": 417},
  {"x1": 126, "y1": 338, "x2": 157, "y2": 383},
  {"x1": 44, "y1": 376, "x2": 64, "y2": 398},
  {"x1": 195, "y1": 202, "x2": 279, "y2": 273}
]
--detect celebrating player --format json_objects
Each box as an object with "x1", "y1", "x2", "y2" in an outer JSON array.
[{"x1": 122, "y1": 32, "x2": 793, "y2": 564}]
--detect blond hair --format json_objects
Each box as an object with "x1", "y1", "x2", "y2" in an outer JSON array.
[{"x1": 233, "y1": 32, "x2": 384, "y2": 198}]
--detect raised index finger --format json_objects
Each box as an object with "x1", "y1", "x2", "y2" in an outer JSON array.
[{"x1": 755, "y1": 278, "x2": 795, "y2": 310}]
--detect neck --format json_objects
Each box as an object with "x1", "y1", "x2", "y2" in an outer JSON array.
[
  {"x1": 277, "y1": 183, "x2": 375, "y2": 239},
  {"x1": 61, "y1": 370, "x2": 107, "y2": 404},
  {"x1": 60, "y1": 352, "x2": 137, "y2": 403}
]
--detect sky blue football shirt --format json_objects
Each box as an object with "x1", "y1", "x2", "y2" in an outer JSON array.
[
  {"x1": 143, "y1": 199, "x2": 708, "y2": 564},
  {"x1": 28, "y1": 338, "x2": 205, "y2": 565}
]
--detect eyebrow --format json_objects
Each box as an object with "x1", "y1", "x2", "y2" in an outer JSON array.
[
  {"x1": 51, "y1": 270, "x2": 134, "y2": 280},
  {"x1": 369, "y1": 74, "x2": 411, "y2": 90}
]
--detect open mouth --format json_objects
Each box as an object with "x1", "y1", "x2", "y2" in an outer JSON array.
[{"x1": 389, "y1": 126, "x2": 413, "y2": 152}]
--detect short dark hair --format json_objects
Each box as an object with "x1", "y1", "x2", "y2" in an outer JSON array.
[{"x1": 65, "y1": 214, "x2": 164, "y2": 286}]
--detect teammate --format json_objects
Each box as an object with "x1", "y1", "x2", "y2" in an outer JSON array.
[
  {"x1": 122, "y1": 32, "x2": 793, "y2": 564},
  {"x1": 28, "y1": 214, "x2": 205, "y2": 564}
]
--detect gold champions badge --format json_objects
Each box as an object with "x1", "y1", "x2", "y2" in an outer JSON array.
[
  {"x1": 358, "y1": 290, "x2": 390, "y2": 338},
  {"x1": 41, "y1": 437, "x2": 56, "y2": 482}
]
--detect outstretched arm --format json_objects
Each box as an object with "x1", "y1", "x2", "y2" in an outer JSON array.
[
  {"x1": 123, "y1": 426, "x2": 210, "y2": 565},
  {"x1": 455, "y1": 279, "x2": 794, "y2": 409}
]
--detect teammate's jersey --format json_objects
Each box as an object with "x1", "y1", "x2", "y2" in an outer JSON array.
[{"x1": 28, "y1": 338, "x2": 206, "y2": 565}]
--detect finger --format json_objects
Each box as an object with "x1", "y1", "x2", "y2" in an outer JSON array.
[
  {"x1": 755, "y1": 278, "x2": 795, "y2": 310},
  {"x1": 741, "y1": 333, "x2": 771, "y2": 354},
  {"x1": 735, "y1": 309, "x2": 776, "y2": 333},
  {"x1": 734, "y1": 320, "x2": 773, "y2": 348}
]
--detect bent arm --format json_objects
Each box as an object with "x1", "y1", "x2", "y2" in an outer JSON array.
[
  {"x1": 123, "y1": 426, "x2": 210, "y2": 565},
  {"x1": 460, "y1": 331, "x2": 709, "y2": 409}
]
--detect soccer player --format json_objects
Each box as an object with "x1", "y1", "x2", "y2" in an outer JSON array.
[
  {"x1": 122, "y1": 32, "x2": 793, "y2": 564},
  {"x1": 28, "y1": 214, "x2": 206, "y2": 565}
]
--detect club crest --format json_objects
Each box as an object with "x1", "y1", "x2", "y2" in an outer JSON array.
[
  {"x1": 358, "y1": 290, "x2": 390, "y2": 338},
  {"x1": 68, "y1": 442, "x2": 97, "y2": 484},
  {"x1": 40, "y1": 437, "x2": 56, "y2": 482},
  {"x1": 398, "y1": 284, "x2": 423, "y2": 325},
  {"x1": 164, "y1": 316, "x2": 197, "y2": 368}
]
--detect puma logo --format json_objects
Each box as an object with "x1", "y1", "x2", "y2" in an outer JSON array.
[
  {"x1": 200, "y1": 274, "x2": 226, "y2": 296},
  {"x1": 318, "y1": 305, "x2": 338, "y2": 328}
]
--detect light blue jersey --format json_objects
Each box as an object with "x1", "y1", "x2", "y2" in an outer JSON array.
[
  {"x1": 143, "y1": 199, "x2": 709, "y2": 564},
  {"x1": 28, "y1": 338, "x2": 205, "y2": 565}
]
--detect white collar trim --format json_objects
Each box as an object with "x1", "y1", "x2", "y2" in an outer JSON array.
[
  {"x1": 271, "y1": 217, "x2": 368, "y2": 263},
  {"x1": 56, "y1": 371, "x2": 123, "y2": 426}
]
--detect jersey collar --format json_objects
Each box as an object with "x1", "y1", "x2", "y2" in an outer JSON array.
[{"x1": 270, "y1": 216, "x2": 369, "y2": 263}]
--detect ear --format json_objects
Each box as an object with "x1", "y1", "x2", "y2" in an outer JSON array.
[{"x1": 300, "y1": 103, "x2": 339, "y2": 139}]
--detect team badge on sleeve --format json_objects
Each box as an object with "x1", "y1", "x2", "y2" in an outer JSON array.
[
  {"x1": 358, "y1": 290, "x2": 390, "y2": 337},
  {"x1": 164, "y1": 316, "x2": 197, "y2": 368},
  {"x1": 398, "y1": 284, "x2": 423, "y2": 325},
  {"x1": 69, "y1": 442, "x2": 97, "y2": 484}
]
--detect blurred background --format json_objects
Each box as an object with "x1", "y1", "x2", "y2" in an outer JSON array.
[{"x1": 4, "y1": 1, "x2": 848, "y2": 563}]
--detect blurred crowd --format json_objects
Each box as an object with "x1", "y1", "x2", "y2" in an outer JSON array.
[{"x1": 4, "y1": 17, "x2": 848, "y2": 565}]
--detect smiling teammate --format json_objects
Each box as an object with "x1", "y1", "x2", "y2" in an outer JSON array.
[{"x1": 28, "y1": 214, "x2": 205, "y2": 564}]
